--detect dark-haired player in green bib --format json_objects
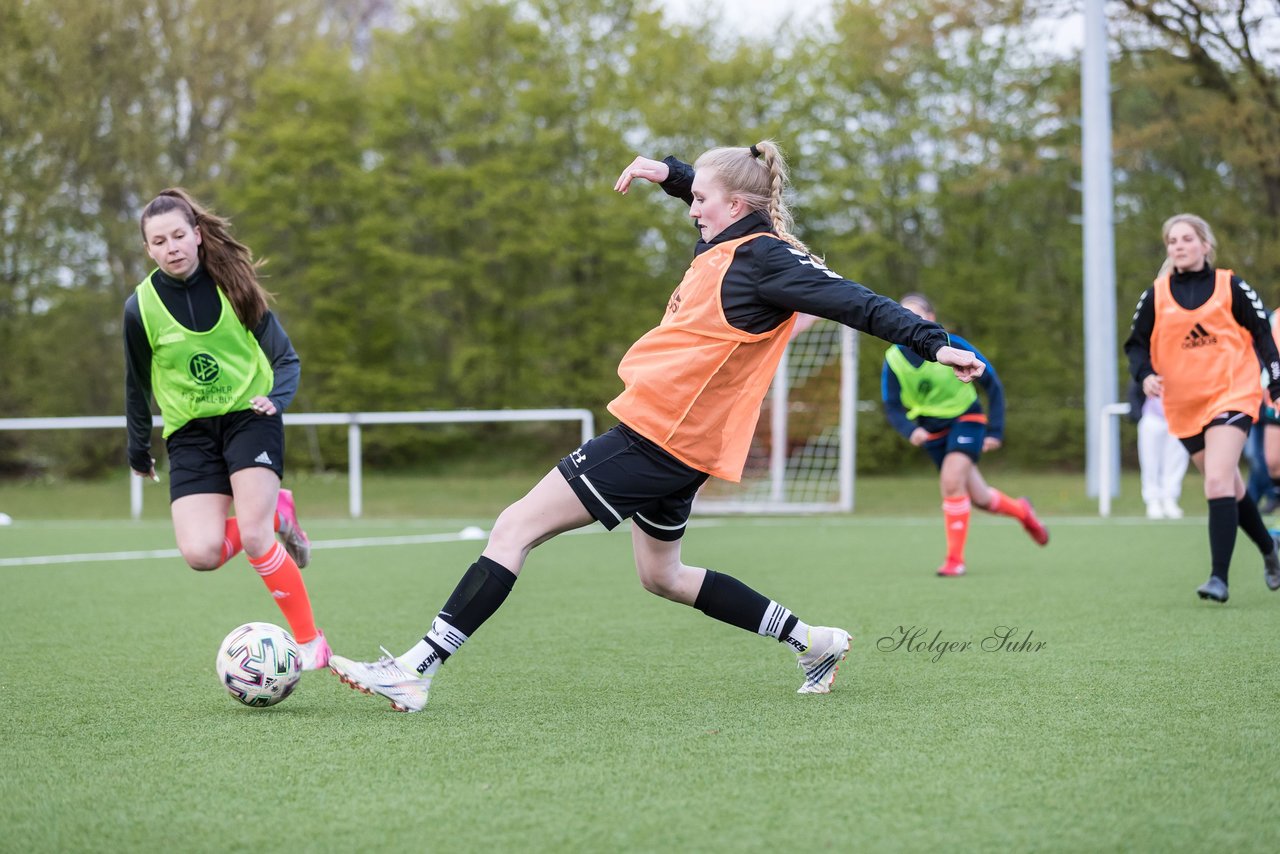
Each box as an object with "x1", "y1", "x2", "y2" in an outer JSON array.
[
  {"x1": 882, "y1": 293, "x2": 1049, "y2": 577},
  {"x1": 124, "y1": 188, "x2": 330, "y2": 671}
]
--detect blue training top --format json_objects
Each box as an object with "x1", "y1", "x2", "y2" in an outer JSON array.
[{"x1": 880, "y1": 333, "x2": 1005, "y2": 440}]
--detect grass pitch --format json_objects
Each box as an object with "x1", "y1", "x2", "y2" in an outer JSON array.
[{"x1": 3, "y1": 499, "x2": 1280, "y2": 851}]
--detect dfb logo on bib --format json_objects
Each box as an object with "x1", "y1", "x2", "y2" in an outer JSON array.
[{"x1": 188, "y1": 353, "x2": 221, "y2": 384}]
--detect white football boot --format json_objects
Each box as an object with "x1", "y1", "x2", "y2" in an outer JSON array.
[
  {"x1": 796, "y1": 627, "x2": 851, "y2": 694},
  {"x1": 330, "y1": 649, "x2": 431, "y2": 712}
]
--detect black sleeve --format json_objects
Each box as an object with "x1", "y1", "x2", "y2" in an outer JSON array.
[
  {"x1": 122, "y1": 294, "x2": 156, "y2": 472},
  {"x1": 1230, "y1": 275, "x2": 1280, "y2": 399},
  {"x1": 1126, "y1": 377, "x2": 1145, "y2": 423},
  {"x1": 752, "y1": 239, "x2": 949, "y2": 360},
  {"x1": 1123, "y1": 288, "x2": 1156, "y2": 383},
  {"x1": 253, "y1": 311, "x2": 301, "y2": 412},
  {"x1": 659, "y1": 156, "x2": 694, "y2": 206}
]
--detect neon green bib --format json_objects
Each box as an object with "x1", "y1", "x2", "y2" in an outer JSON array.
[
  {"x1": 884, "y1": 345, "x2": 976, "y2": 420},
  {"x1": 135, "y1": 272, "x2": 272, "y2": 437}
]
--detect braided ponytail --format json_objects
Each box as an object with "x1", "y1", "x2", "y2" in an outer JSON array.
[
  {"x1": 139, "y1": 188, "x2": 270, "y2": 329},
  {"x1": 693, "y1": 140, "x2": 818, "y2": 260}
]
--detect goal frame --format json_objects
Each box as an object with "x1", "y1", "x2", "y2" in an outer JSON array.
[{"x1": 692, "y1": 321, "x2": 858, "y2": 515}]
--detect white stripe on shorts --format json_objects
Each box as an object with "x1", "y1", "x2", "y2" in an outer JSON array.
[
  {"x1": 578, "y1": 475, "x2": 624, "y2": 524},
  {"x1": 634, "y1": 512, "x2": 686, "y2": 532}
]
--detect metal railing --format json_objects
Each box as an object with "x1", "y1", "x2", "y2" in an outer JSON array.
[{"x1": 0, "y1": 409, "x2": 596, "y2": 519}]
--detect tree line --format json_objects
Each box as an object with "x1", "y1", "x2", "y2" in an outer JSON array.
[{"x1": 3, "y1": 0, "x2": 1278, "y2": 476}]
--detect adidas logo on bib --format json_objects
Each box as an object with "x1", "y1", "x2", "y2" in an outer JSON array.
[{"x1": 1181, "y1": 322, "x2": 1218, "y2": 349}]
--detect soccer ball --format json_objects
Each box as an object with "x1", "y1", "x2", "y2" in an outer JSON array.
[{"x1": 215, "y1": 622, "x2": 303, "y2": 707}]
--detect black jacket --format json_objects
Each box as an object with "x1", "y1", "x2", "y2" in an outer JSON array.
[
  {"x1": 659, "y1": 157, "x2": 949, "y2": 360},
  {"x1": 122, "y1": 265, "x2": 300, "y2": 471}
]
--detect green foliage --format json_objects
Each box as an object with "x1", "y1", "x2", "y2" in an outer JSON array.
[
  {"x1": 8, "y1": 0, "x2": 1280, "y2": 476},
  {"x1": 0, "y1": 0, "x2": 356, "y2": 474}
]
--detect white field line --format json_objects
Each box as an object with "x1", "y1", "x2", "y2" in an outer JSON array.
[
  {"x1": 0, "y1": 524, "x2": 622, "y2": 568},
  {"x1": 0, "y1": 531, "x2": 490, "y2": 568},
  {"x1": 0, "y1": 515, "x2": 1189, "y2": 568}
]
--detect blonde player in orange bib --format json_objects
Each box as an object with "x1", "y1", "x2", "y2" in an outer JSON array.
[
  {"x1": 328, "y1": 141, "x2": 983, "y2": 711},
  {"x1": 1124, "y1": 213, "x2": 1280, "y2": 603}
]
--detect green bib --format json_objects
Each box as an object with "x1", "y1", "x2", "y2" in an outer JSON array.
[
  {"x1": 884, "y1": 345, "x2": 976, "y2": 420},
  {"x1": 135, "y1": 272, "x2": 272, "y2": 437}
]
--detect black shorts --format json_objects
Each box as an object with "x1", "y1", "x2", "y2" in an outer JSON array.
[
  {"x1": 1179, "y1": 411, "x2": 1253, "y2": 456},
  {"x1": 556, "y1": 424, "x2": 708, "y2": 542},
  {"x1": 165, "y1": 409, "x2": 285, "y2": 501}
]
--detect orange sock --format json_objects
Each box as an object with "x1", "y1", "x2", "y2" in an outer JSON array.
[
  {"x1": 218, "y1": 518, "x2": 243, "y2": 567},
  {"x1": 985, "y1": 487, "x2": 1028, "y2": 521},
  {"x1": 943, "y1": 496, "x2": 971, "y2": 563},
  {"x1": 248, "y1": 542, "x2": 318, "y2": 644}
]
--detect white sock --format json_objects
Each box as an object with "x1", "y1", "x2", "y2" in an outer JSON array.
[
  {"x1": 396, "y1": 639, "x2": 441, "y2": 677},
  {"x1": 397, "y1": 618, "x2": 468, "y2": 677},
  {"x1": 785, "y1": 620, "x2": 812, "y2": 654},
  {"x1": 758, "y1": 601, "x2": 792, "y2": 639}
]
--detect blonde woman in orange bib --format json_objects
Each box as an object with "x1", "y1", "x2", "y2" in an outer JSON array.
[
  {"x1": 1124, "y1": 213, "x2": 1280, "y2": 602},
  {"x1": 328, "y1": 141, "x2": 983, "y2": 711}
]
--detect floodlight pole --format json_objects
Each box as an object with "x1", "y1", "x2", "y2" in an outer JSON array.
[{"x1": 1083, "y1": 0, "x2": 1119, "y2": 497}]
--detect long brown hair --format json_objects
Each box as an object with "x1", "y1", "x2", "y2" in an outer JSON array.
[
  {"x1": 693, "y1": 139, "x2": 818, "y2": 260},
  {"x1": 140, "y1": 188, "x2": 270, "y2": 329}
]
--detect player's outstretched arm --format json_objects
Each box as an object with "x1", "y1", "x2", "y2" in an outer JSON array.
[
  {"x1": 614, "y1": 156, "x2": 671, "y2": 194},
  {"x1": 936, "y1": 345, "x2": 985, "y2": 383}
]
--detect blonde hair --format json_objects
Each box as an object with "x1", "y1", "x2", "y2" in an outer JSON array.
[
  {"x1": 140, "y1": 188, "x2": 270, "y2": 329},
  {"x1": 693, "y1": 140, "x2": 817, "y2": 259},
  {"x1": 1158, "y1": 213, "x2": 1217, "y2": 278}
]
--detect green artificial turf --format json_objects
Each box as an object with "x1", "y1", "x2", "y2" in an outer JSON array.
[
  {"x1": 3, "y1": 508, "x2": 1279, "y2": 851},
  {"x1": 0, "y1": 469, "x2": 1169, "y2": 522}
]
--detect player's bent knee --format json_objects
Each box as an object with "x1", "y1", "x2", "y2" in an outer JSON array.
[
  {"x1": 239, "y1": 530, "x2": 275, "y2": 558},
  {"x1": 181, "y1": 549, "x2": 222, "y2": 571},
  {"x1": 483, "y1": 520, "x2": 536, "y2": 568},
  {"x1": 636, "y1": 565, "x2": 682, "y2": 600},
  {"x1": 490, "y1": 500, "x2": 553, "y2": 548},
  {"x1": 1203, "y1": 478, "x2": 1236, "y2": 498}
]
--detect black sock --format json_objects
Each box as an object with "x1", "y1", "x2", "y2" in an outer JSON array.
[
  {"x1": 436, "y1": 556, "x2": 516, "y2": 639},
  {"x1": 1208, "y1": 497, "x2": 1237, "y2": 581},
  {"x1": 1236, "y1": 495, "x2": 1274, "y2": 555},
  {"x1": 694, "y1": 569, "x2": 774, "y2": 634}
]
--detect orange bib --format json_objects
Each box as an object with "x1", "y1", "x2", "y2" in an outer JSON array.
[
  {"x1": 1149, "y1": 268, "x2": 1261, "y2": 437},
  {"x1": 607, "y1": 233, "x2": 796, "y2": 481}
]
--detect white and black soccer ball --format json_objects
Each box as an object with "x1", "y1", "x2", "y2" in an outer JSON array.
[{"x1": 215, "y1": 622, "x2": 303, "y2": 707}]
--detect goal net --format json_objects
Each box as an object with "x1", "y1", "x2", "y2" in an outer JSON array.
[{"x1": 693, "y1": 316, "x2": 857, "y2": 514}]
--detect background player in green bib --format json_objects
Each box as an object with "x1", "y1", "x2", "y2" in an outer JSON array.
[
  {"x1": 882, "y1": 293, "x2": 1049, "y2": 576},
  {"x1": 123, "y1": 188, "x2": 330, "y2": 670}
]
